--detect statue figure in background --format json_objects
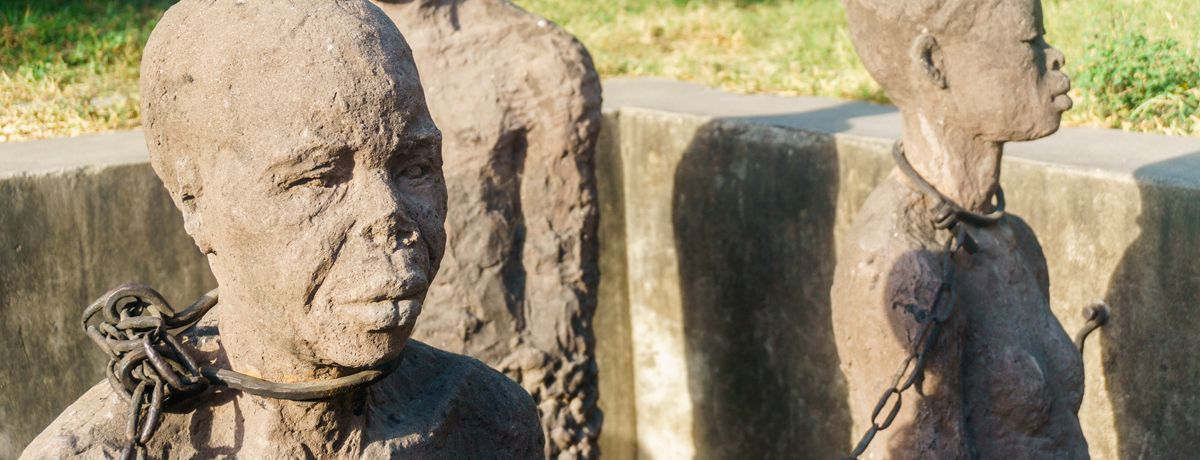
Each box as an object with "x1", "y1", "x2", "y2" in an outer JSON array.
[
  {"x1": 832, "y1": 0, "x2": 1087, "y2": 457},
  {"x1": 21, "y1": 0, "x2": 542, "y2": 458},
  {"x1": 369, "y1": 1, "x2": 603, "y2": 457}
]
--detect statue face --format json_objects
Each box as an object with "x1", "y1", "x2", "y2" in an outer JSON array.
[
  {"x1": 197, "y1": 80, "x2": 447, "y2": 369},
  {"x1": 939, "y1": 0, "x2": 1071, "y2": 141}
]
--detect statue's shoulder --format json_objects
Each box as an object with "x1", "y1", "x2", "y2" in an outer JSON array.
[
  {"x1": 834, "y1": 176, "x2": 945, "y2": 304},
  {"x1": 22, "y1": 377, "x2": 236, "y2": 460},
  {"x1": 371, "y1": 340, "x2": 544, "y2": 458},
  {"x1": 21, "y1": 381, "x2": 128, "y2": 459},
  {"x1": 843, "y1": 176, "x2": 932, "y2": 259}
]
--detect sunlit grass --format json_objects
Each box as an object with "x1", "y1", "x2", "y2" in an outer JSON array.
[
  {"x1": 516, "y1": 0, "x2": 885, "y2": 102},
  {"x1": 0, "y1": 0, "x2": 170, "y2": 142},
  {"x1": 2, "y1": 0, "x2": 1199, "y2": 142},
  {"x1": 517, "y1": 0, "x2": 1200, "y2": 136}
]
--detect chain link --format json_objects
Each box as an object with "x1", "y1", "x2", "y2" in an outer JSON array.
[
  {"x1": 82, "y1": 284, "x2": 216, "y2": 460},
  {"x1": 82, "y1": 283, "x2": 405, "y2": 459}
]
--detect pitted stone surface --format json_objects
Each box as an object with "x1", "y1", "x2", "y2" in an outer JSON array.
[
  {"x1": 21, "y1": 0, "x2": 542, "y2": 458},
  {"x1": 371, "y1": 1, "x2": 603, "y2": 457},
  {"x1": 832, "y1": 0, "x2": 1087, "y2": 457}
]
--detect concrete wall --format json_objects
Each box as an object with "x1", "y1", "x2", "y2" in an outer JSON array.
[
  {"x1": 0, "y1": 132, "x2": 216, "y2": 459},
  {"x1": 593, "y1": 79, "x2": 1200, "y2": 460},
  {"x1": 2, "y1": 79, "x2": 1199, "y2": 459}
]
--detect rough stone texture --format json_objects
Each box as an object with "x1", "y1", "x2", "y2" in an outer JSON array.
[
  {"x1": 21, "y1": 0, "x2": 542, "y2": 458},
  {"x1": 832, "y1": 0, "x2": 1086, "y2": 457},
  {"x1": 593, "y1": 111, "x2": 638, "y2": 460},
  {"x1": 0, "y1": 144, "x2": 215, "y2": 459},
  {"x1": 23, "y1": 337, "x2": 542, "y2": 459},
  {"x1": 369, "y1": 2, "x2": 603, "y2": 458},
  {"x1": 594, "y1": 78, "x2": 1200, "y2": 459},
  {"x1": 7, "y1": 79, "x2": 1200, "y2": 460}
]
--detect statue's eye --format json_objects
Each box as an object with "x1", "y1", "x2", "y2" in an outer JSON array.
[
  {"x1": 286, "y1": 164, "x2": 342, "y2": 189},
  {"x1": 399, "y1": 164, "x2": 431, "y2": 180},
  {"x1": 287, "y1": 175, "x2": 326, "y2": 188}
]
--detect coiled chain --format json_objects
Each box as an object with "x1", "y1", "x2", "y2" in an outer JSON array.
[
  {"x1": 82, "y1": 283, "x2": 404, "y2": 460},
  {"x1": 82, "y1": 284, "x2": 218, "y2": 460}
]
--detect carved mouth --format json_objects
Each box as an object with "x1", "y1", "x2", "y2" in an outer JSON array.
[
  {"x1": 1050, "y1": 76, "x2": 1073, "y2": 110},
  {"x1": 340, "y1": 298, "x2": 423, "y2": 332},
  {"x1": 333, "y1": 279, "x2": 428, "y2": 331},
  {"x1": 1052, "y1": 93, "x2": 1074, "y2": 111},
  {"x1": 336, "y1": 276, "x2": 428, "y2": 305}
]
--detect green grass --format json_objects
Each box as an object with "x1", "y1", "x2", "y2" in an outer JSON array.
[
  {"x1": 516, "y1": 0, "x2": 1200, "y2": 136},
  {"x1": 3, "y1": 0, "x2": 1199, "y2": 142},
  {"x1": 0, "y1": 0, "x2": 172, "y2": 142}
]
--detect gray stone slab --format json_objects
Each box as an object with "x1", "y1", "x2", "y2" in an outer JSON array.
[
  {"x1": 603, "y1": 77, "x2": 1200, "y2": 189},
  {"x1": 0, "y1": 131, "x2": 148, "y2": 179}
]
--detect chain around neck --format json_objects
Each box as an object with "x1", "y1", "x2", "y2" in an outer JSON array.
[
  {"x1": 892, "y1": 141, "x2": 1006, "y2": 229},
  {"x1": 83, "y1": 284, "x2": 404, "y2": 460}
]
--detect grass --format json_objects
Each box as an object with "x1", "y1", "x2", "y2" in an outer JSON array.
[
  {"x1": 2, "y1": 0, "x2": 1199, "y2": 142},
  {"x1": 0, "y1": 0, "x2": 172, "y2": 142},
  {"x1": 517, "y1": 0, "x2": 1200, "y2": 135}
]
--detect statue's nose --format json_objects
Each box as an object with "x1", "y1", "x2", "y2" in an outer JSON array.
[
  {"x1": 1047, "y1": 47, "x2": 1066, "y2": 72},
  {"x1": 356, "y1": 173, "x2": 419, "y2": 249}
]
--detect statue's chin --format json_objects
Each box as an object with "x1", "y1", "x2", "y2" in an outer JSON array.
[{"x1": 315, "y1": 326, "x2": 413, "y2": 370}]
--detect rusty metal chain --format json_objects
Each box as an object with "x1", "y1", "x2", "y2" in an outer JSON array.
[
  {"x1": 83, "y1": 284, "x2": 216, "y2": 460},
  {"x1": 844, "y1": 144, "x2": 1112, "y2": 458},
  {"x1": 842, "y1": 143, "x2": 1005, "y2": 459},
  {"x1": 1074, "y1": 303, "x2": 1110, "y2": 352},
  {"x1": 82, "y1": 283, "x2": 403, "y2": 460}
]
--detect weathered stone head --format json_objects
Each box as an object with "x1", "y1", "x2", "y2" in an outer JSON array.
[
  {"x1": 140, "y1": 0, "x2": 446, "y2": 374},
  {"x1": 842, "y1": 0, "x2": 1072, "y2": 141}
]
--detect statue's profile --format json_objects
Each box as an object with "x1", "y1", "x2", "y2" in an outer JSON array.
[
  {"x1": 832, "y1": 0, "x2": 1087, "y2": 457},
  {"x1": 368, "y1": 1, "x2": 604, "y2": 457},
  {"x1": 21, "y1": 0, "x2": 543, "y2": 458}
]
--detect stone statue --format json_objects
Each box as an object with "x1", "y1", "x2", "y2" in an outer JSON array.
[
  {"x1": 832, "y1": 0, "x2": 1087, "y2": 457},
  {"x1": 367, "y1": 1, "x2": 603, "y2": 457},
  {"x1": 21, "y1": 0, "x2": 543, "y2": 458}
]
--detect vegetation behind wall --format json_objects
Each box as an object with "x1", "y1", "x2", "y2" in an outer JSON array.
[{"x1": 2, "y1": 0, "x2": 1198, "y2": 142}]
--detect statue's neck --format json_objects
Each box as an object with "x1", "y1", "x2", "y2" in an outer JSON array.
[
  {"x1": 236, "y1": 392, "x2": 366, "y2": 457},
  {"x1": 900, "y1": 112, "x2": 1004, "y2": 213},
  {"x1": 214, "y1": 300, "x2": 369, "y2": 456}
]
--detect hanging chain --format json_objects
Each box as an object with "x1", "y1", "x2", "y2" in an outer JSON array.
[
  {"x1": 82, "y1": 283, "x2": 404, "y2": 460},
  {"x1": 842, "y1": 143, "x2": 1005, "y2": 459},
  {"x1": 83, "y1": 284, "x2": 216, "y2": 460}
]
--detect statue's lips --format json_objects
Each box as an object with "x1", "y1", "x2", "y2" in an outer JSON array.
[
  {"x1": 1051, "y1": 78, "x2": 1072, "y2": 111},
  {"x1": 337, "y1": 298, "x2": 422, "y2": 332},
  {"x1": 1052, "y1": 93, "x2": 1073, "y2": 111}
]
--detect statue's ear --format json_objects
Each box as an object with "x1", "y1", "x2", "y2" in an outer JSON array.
[
  {"x1": 909, "y1": 31, "x2": 948, "y2": 90},
  {"x1": 177, "y1": 186, "x2": 215, "y2": 255}
]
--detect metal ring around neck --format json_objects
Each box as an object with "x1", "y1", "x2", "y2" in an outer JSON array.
[
  {"x1": 202, "y1": 344, "x2": 404, "y2": 401},
  {"x1": 84, "y1": 286, "x2": 403, "y2": 402},
  {"x1": 892, "y1": 142, "x2": 1006, "y2": 228},
  {"x1": 185, "y1": 289, "x2": 405, "y2": 401}
]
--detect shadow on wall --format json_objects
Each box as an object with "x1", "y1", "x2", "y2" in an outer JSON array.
[
  {"x1": 670, "y1": 114, "x2": 853, "y2": 458},
  {"x1": 1103, "y1": 152, "x2": 1200, "y2": 458}
]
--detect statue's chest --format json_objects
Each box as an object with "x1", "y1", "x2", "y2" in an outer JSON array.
[
  {"x1": 956, "y1": 224, "x2": 1052, "y2": 338},
  {"x1": 951, "y1": 223, "x2": 1084, "y2": 432}
]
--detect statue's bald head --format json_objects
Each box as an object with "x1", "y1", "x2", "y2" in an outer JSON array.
[
  {"x1": 842, "y1": 0, "x2": 1070, "y2": 142},
  {"x1": 139, "y1": 0, "x2": 448, "y2": 368},
  {"x1": 842, "y1": 0, "x2": 970, "y2": 105},
  {"x1": 140, "y1": 0, "x2": 429, "y2": 203},
  {"x1": 841, "y1": 0, "x2": 1043, "y2": 106}
]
